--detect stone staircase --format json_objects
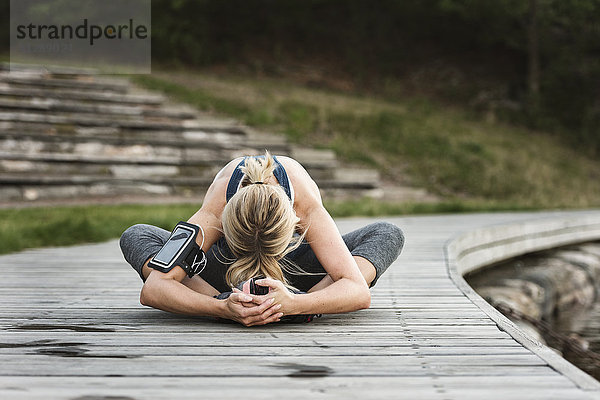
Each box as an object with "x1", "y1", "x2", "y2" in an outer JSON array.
[{"x1": 0, "y1": 63, "x2": 382, "y2": 205}]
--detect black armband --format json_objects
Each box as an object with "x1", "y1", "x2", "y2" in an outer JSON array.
[{"x1": 148, "y1": 221, "x2": 207, "y2": 278}]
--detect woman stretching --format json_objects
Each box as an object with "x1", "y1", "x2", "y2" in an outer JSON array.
[{"x1": 120, "y1": 152, "x2": 404, "y2": 326}]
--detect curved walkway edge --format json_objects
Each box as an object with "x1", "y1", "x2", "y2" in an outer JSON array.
[{"x1": 446, "y1": 212, "x2": 600, "y2": 392}]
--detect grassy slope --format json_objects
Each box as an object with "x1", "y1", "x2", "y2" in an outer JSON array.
[{"x1": 134, "y1": 68, "x2": 600, "y2": 209}]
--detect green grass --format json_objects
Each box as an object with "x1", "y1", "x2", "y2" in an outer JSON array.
[
  {"x1": 0, "y1": 204, "x2": 199, "y2": 255},
  {"x1": 0, "y1": 200, "x2": 546, "y2": 255}
]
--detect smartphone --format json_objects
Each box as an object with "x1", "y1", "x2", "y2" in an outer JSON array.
[{"x1": 249, "y1": 277, "x2": 269, "y2": 295}]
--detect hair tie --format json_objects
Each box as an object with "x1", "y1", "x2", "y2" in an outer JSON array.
[{"x1": 254, "y1": 181, "x2": 263, "y2": 185}]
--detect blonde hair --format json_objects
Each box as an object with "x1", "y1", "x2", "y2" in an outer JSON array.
[{"x1": 222, "y1": 151, "x2": 306, "y2": 288}]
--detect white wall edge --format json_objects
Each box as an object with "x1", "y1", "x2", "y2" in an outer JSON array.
[{"x1": 445, "y1": 212, "x2": 600, "y2": 392}]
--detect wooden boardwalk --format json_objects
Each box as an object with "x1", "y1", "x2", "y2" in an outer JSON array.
[{"x1": 1, "y1": 211, "x2": 600, "y2": 399}]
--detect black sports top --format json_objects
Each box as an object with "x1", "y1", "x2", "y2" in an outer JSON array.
[{"x1": 225, "y1": 155, "x2": 294, "y2": 203}]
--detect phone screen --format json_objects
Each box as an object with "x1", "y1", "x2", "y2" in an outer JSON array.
[{"x1": 154, "y1": 227, "x2": 192, "y2": 265}]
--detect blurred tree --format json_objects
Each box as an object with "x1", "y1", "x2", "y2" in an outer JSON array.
[
  {"x1": 0, "y1": 0, "x2": 10, "y2": 52},
  {"x1": 528, "y1": 0, "x2": 540, "y2": 99}
]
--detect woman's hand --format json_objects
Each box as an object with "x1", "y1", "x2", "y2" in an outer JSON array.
[
  {"x1": 221, "y1": 289, "x2": 283, "y2": 327},
  {"x1": 255, "y1": 278, "x2": 298, "y2": 316}
]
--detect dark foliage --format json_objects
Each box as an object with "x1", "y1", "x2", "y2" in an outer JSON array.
[
  {"x1": 149, "y1": 0, "x2": 600, "y2": 154},
  {"x1": 2, "y1": 0, "x2": 600, "y2": 152}
]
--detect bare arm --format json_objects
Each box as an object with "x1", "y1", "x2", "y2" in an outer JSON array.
[
  {"x1": 140, "y1": 265, "x2": 281, "y2": 325},
  {"x1": 140, "y1": 267, "x2": 224, "y2": 316},
  {"x1": 290, "y1": 204, "x2": 371, "y2": 314},
  {"x1": 139, "y1": 167, "x2": 229, "y2": 303}
]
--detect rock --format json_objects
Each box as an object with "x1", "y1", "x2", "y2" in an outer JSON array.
[
  {"x1": 558, "y1": 248, "x2": 600, "y2": 286},
  {"x1": 515, "y1": 321, "x2": 546, "y2": 344},
  {"x1": 521, "y1": 257, "x2": 596, "y2": 314},
  {"x1": 499, "y1": 278, "x2": 546, "y2": 305},
  {"x1": 478, "y1": 285, "x2": 544, "y2": 320},
  {"x1": 576, "y1": 243, "x2": 600, "y2": 258},
  {"x1": 23, "y1": 188, "x2": 39, "y2": 201}
]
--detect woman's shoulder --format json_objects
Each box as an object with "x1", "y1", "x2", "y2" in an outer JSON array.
[
  {"x1": 276, "y1": 155, "x2": 322, "y2": 209},
  {"x1": 276, "y1": 155, "x2": 309, "y2": 179},
  {"x1": 200, "y1": 157, "x2": 244, "y2": 208},
  {"x1": 211, "y1": 156, "x2": 244, "y2": 182}
]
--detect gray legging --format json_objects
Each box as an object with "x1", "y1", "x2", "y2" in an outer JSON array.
[{"x1": 119, "y1": 221, "x2": 404, "y2": 293}]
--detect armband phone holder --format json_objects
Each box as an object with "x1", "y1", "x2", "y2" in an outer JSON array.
[{"x1": 148, "y1": 221, "x2": 206, "y2": 278}]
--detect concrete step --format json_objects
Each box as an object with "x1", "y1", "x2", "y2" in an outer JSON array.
[
  {"x1": 1, "y1": 183, "x2": 192, "y2": 202},
  {"x1": 0, "y1": 110, "x2": 251, "y2": 132},
  {"x1": 0, "y1": 150, "x2": 231, "y2": 167},
  {"x1": 290, "y1": 146, "x2": 337, "y2": 169},
  {"x1": 0, "y1": 84, "x2": 165, "y2": 105},
  {"x1": 0, "y1": 110, "x2": 182, "y2": 130},
  {"x1": 0, "y1": 158, "x2": 217, "y2": 179},
  {"x1": 0, "y1": 140, "x2": 228, "y2": 164},
  {"x1": 0, "y1": 173, "x2": 214, "y2": 186},
  {"x1": 1, "y1": 62, "x2": 98, "y2": 76},
  {"x1": 0, "y1": 120, "x2": 249, "y2": 141},
  {"x1": 331, "y1": 167, "x2": 379, "y2": 185},
  {"x1": 0, "y1": 71, "x2": 130, "y2": 93},
  {"x1": 0, "y1": 171, "x2": 214, "y2": 201},
  {"x1": 0, "y1": 129, "x2": 245, "y2": 150},
  {"x1": 301, "y1": 167, "x2": 380, "y2": 185},
  {"x1": 0, "y1": 97, "x2": 197, "y2": 119}
]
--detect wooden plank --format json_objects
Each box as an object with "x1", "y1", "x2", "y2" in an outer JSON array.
[
  {"x1": 0, "y1": 308, "x2": 494, "y2": 320},
  {"x1": 0, "y1": 375, "x2": 582, "y2": 388},
  {"x1": 0, "y1": 377, "x2": 594, "y2": 400},
  {"x1": 0, "y1": 334, "x2": 523, "y2": 347},
  {"x1": 0, "y1": 317, "x2": 499, "y2": 328},
  {"x1": 0, "y1": 326, "x2": 508, "y2": 337},
  {"x1": 0, "y1": 345, "x2": 533, "y2": 357},
  {"x1": 0, "y1": 355, "x2": 550, "y2": 377}
]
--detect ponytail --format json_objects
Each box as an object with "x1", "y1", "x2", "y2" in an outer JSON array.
[
  {"x1": 239, "y1": 150, "x2": 277, "y2": 186},
  {"x1": 221, "y1": 151, "x2": 308, "y2": 289}
]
